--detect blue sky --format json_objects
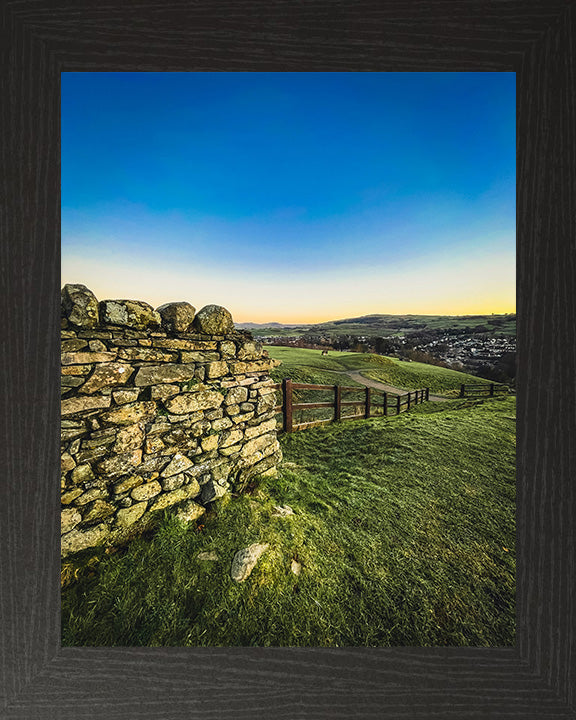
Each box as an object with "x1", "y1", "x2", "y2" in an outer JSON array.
[{"x1": 61, "y1": 72, "x2": 515, "y2": 322}]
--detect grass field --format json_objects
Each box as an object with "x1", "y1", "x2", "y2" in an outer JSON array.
[
  {"x1": 62, "y1": 396, "x2": 515, "y2": 647},
  {"x1": 267, "y1": 346, "x2": 491, "y2": 397},
  {"x1": 268, "y1": 348, "x2": 378, "y2": 425},
  {"x1": 361, "y1": 359, "x2": 494, "y2": 397}
]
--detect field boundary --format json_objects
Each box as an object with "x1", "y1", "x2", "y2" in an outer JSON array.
[
  {"x1": 459, "y1": 382, "x2": 510, "y2": 397},
  {"x1": 272, "y1": 378, "x2": 430, "y2": 433}
]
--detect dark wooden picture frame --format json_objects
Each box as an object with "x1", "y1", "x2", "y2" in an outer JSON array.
[{"x1": 1, "y1": 1, "x2": 575, "y2": 717}]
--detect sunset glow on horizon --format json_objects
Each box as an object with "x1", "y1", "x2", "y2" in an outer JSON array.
[{"x1": 62, "y1": 72, "x2": 515, "y2": 321}]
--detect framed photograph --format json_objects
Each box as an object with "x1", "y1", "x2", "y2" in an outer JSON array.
[{"x1": 2, "y1": 1, "x2": 574, "y2": 717}]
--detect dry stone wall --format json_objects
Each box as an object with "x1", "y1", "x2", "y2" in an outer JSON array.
[{"x1": 61, "y1": 284, "x2": 281, "y2": 557}]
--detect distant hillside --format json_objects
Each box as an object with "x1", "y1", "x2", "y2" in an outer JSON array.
[
  {"x1": 236, "y1": 313, "x2": 516, "y2": 338},
  {"x1": 235, "y1": 321, "x2": 286, "y2": 329}
]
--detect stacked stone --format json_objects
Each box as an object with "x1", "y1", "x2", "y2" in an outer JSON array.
[{"x1": 61, "y1": 284, "x2": 281, "y2": 557}]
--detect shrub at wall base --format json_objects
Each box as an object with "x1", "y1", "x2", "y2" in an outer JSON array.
[{"x1": 60, "y1": 284, "x2": 282, "y2": 558}]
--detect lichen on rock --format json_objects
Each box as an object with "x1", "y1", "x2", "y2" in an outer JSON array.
[
  {"x1": 61, "y1": 284, "x2": 100, "y2": 328},
  {"x1": 100, "y1": 299, "x2": 161, "y2": 330},
  {"x1": 230, "y1": 543, "x2": 269, "y2": 582},
  {"x1": 156, "y1": 301, "x2": 196, "y2": 332},
  {"x1": 193, "y1": 304, "x2": 234, "y2": 334}
]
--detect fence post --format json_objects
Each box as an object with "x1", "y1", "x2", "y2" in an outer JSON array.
[
  {"x1": 283, "y1": 378, "x2": 293, "y2": 433},
  {"x1": 426, "y1": 387, "x2": 430, "y2": 401},
  {"x1": 397, "y1": 394, "x2": 401, "y2": 415},
  {"x1": 460, "y1": 384, "x2": 465, "y2": 398},
  {"x1": 334, "y1": 384, "x2": 341, "y2": 422},
  {"x1": 365, "y1": 387, "x2": 371, "y2": 419},
  {"x1": 383, "y1": 391, "x2": 388, "y2": 416},
  {"x1": 490, "y1": 383, "x2": 494, "y2": 397},
  {"x1": 407, "y1": 392, "x2": 411, "y2": 410}
]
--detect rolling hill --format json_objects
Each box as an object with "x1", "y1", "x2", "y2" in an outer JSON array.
[
  {"x1": 267, "y1": 346, "x2": 494, "y2": 397},
  {"x1": 237, "y1": 313, "x2": 516, "y2": 338}
]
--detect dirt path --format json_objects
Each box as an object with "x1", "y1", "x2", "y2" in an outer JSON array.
[{"x1": 341, "y1": 369, "x2": 449, "y2": 402}]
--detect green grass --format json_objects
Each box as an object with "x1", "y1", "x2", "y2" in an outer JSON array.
[
  {"x1": 268, "y1": 349, "x2": 371, "y2": 425},
  {"x1": 62, "y1": 396, "x2": 515, "y2": 647},
  {"x1": 361, "y1": 358, "x2": 493, "y2": 397},
  {"x1": 267, "y1": 345, "x2": 492, "y2": 397},
  {"x1": 267, "y1": 346, "x2": 370, "y2": 372}
]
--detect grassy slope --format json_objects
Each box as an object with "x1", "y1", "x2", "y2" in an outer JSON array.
[
  {"x1": 361, "y1": 359, "x2": 492, "y2": 396},
  {"x1": 62, "y1": 396, "x2": 515, "y2": 647},
  {"x1": 268, "y1": 348, "x2": 380, "y2": 425},
  {"x1": 267, "y1": 346, "x2": 491, "y2": 396}
]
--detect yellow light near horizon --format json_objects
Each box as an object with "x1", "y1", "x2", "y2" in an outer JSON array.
[{"x1": 62, "y1": 248, "x2": 515, "y2": 325}]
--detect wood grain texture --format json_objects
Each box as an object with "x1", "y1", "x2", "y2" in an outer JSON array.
[{"x1": 1, "y1": 0, "x2": 575, "y2": 717}]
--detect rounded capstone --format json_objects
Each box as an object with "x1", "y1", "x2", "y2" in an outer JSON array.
[
  {"x1": 61, "y1": 284, "x2": 99, "y2": 328},
  {"x1": 193, "y1": 304, "x2": 234, "y2": 334},
  {"x1": 99, "y1": 299, "x2": 161, "y2": 330},
  {"x1": 155, "y1": 301, "x2": 196, "y2": 332}
]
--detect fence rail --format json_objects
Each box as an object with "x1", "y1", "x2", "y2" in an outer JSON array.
[
  {"x1": 273, "y1": 379, "x2": 430, "y2": 433},
  {"x1": 459, "y1": 383, "x2": 509, "y2": 397}
]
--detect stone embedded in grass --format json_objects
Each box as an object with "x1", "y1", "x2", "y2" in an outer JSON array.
[
  {"x1": 175, "y1": 500, "x2": 205, "y2": 523},
  {"x1": 230, "y1": 543, "x2": 269, "y2": 582},
  {"x1": 193, "y1": 304, "x2": 234, "y2": 335},
  {"x1": 197, "y1": 550, "x2": 218, "y2": 561},
  {"x1": 61, "y1": 284, "x2": 100, "y2": 328},
  {"x1": 271, "y1": 505, "x2": 294, "y2": 517},
  {"x1": 290, "y1": 559, "x2": 301, "y2": 576}
]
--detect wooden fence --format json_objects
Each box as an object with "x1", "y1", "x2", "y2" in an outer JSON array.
[
  {"x1": 272, "y1": 379, "x2": 430, "y2": 433},
  {"x1": 459, "y1": 383, "x2": 509, "y2": 397}
]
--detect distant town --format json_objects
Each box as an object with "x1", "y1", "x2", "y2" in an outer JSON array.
[{"x1": 238, "y1": 314, "x2": 517, "y2": 386}]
